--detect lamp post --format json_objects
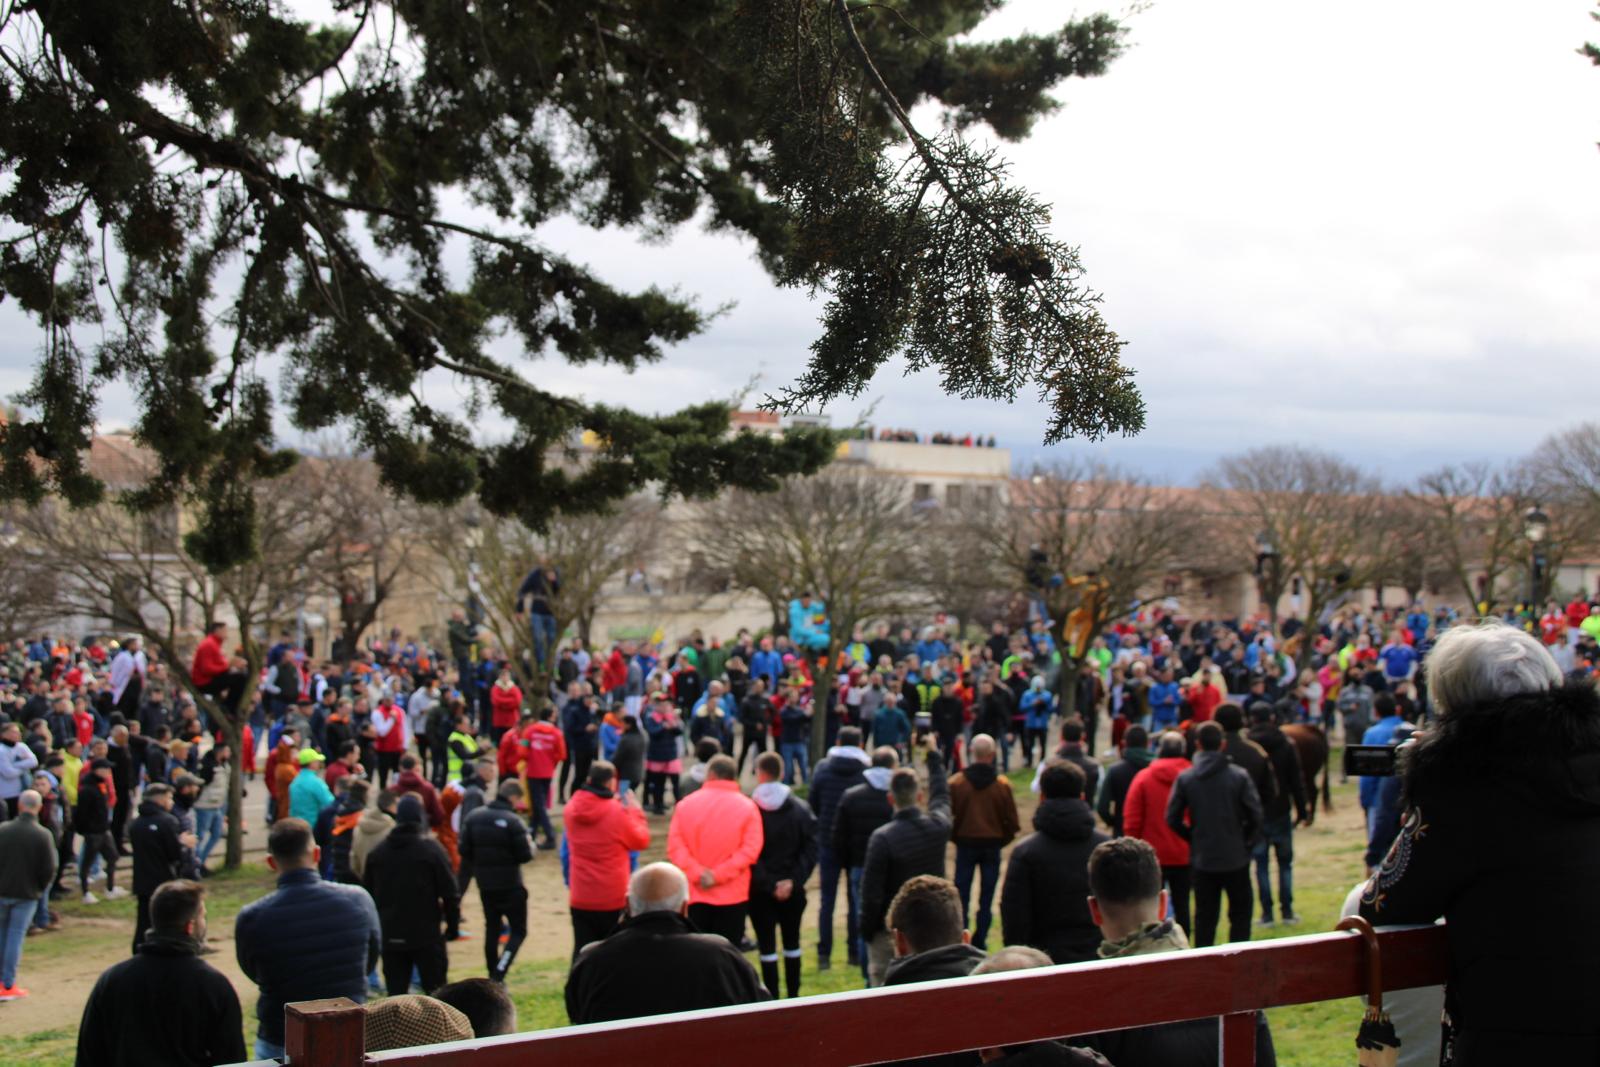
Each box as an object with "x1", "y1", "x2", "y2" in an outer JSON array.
[
  {"x1": 1254, "y1": 529, "x2": 1280, "y2": 627},
  {"x1": 1523, "y1": 505, "x2": 1550, "y2": 612}
]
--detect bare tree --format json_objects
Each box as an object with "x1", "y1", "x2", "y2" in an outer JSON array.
[
  {"x1": 415, "y1": 498, "x2": 663, "y2": 693},
  {"x1": 1205, "y1": 446, "x2": 1388, "y2": 640},
  {"x1": 1523, "y1": 424, "x2": 1600, "y2": 601},
  {"x1": 18, "y1": 456, "x2": 336, "y2": 868},
  {"x1": 709, "y1": 466, "x2": 928, "y2": 758},
  {"x1": 303, "y1": 449, "x2": 424, "y2": 662},
  {"x1": 0, "y1": 509, "x2": 58, "y2": 640},
  {"x1": 1405, "y1": 462, "x2": 1531, "y2": 611},
  {"x1": 915, "y1": 509, "x2": 1013, "y2": 638},
  {"x1": 986, "y1": 462, "x2": 1197, "y2": 716}
]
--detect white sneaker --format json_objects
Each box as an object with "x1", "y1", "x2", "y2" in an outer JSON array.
[
  {"x1": 81, "y1": 891, "x2": 100, "y2": 904},
  {"x1": 105, "y1": 887, "x2": 129, "y2": 900}
]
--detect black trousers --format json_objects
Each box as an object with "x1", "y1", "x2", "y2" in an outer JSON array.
[
  {"x1": 1192, "y1": 865, "x2": 1252, "y2": 948},
  {"x1": 376, "y1": 750, "x2": 402, "y2": 788},
  {"x1": 481, "y1": 886, "x2": 528, "y2": 982},
  {"x1": 560, "y1": 748, "x2": 593, "y2": 802},
  {"x1": 199, "y1": 672, "x2": 249, "y2": 716},
  {"x1": 132, "y1": 893, "x2": 152, "y2": 954},
  {"x1": 382, "y1": 939, "x2": 448, "y2": 996},
  {"x1": 749, "y1": 890, "x2": 807, "y2": 997},
  {"x1": 570, "y1": 907, "x2": 623, "y2": 963},
  {"x1": 737, "y1": 731, "x2": 769, "y2": 775},
  {"x1": 688, "y1": 901, "x2": 747, "y2": 945},
  {"x1": 430, "y1": 738, "x2": 450, "y2": 789},
  {"x1": 1162, "y1": 864, "x2": 1192, "y2": 937},
  {"x1": 111, "y1": 793, "x2": 132, "y2": 846}
]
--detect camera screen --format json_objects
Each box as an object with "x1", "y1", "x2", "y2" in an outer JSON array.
[{"x1": 1343, "y1": 744, "x2": 1400, "y2": 777}]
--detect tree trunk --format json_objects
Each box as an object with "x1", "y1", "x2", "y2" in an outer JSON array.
[
  {"x1": 220, "y1": 714, "x2": 246, "y2": 869},
  {"x1": 810, "y1": 640, "x2": 841, "y2": 763}
]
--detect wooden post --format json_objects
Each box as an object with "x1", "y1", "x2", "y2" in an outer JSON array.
[
  {"x1": 1220, "y1": 1011, "x2": 1257, "y2": 1067},
  {"x1": 285, "y1": 997, "x2": 366, "y2": 1067}
]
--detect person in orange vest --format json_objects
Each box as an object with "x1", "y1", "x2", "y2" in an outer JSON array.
[{"x1": 520, "y1": 706, "x2": 566, "y2": 851}]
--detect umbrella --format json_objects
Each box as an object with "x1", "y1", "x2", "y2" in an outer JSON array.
[{"x1": 1337, "y1": 916, "x2": 1401, "y2": 1067}]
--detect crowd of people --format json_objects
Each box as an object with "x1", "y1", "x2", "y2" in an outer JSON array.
[{"x1": 3, "y1": 583, "x2": 1599, "y2": 1064}]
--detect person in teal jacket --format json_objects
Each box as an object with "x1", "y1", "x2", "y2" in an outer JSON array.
[
  {"x1": 288, "y1": 749, "x2": 335, "y2": 824},
  {"x1": 789, "y1": 594, "x2": 831, "y2": 652},
  {"x1": 870, "y1": 694, "x2": 911, "y2": 757}
]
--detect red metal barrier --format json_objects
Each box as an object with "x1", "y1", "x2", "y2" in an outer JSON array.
[{"x1": 280, "y1": 924, "x2": 1448, "y2": 1067}]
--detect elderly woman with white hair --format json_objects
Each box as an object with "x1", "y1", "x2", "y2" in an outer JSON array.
[{"x1": 1359, "y1": 620, "x2": 1600, "y2": 1064}]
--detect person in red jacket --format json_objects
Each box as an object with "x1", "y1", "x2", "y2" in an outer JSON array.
[
  {"x1": 1121, "y1": 731, "x2": 1193, "y2": 937},
  {"x1": 496, "y1": 710, "x2": 533, "y2": 784},
  {"x1": 190, "y1": 621, "x2": 248, "y2": 714},
  {"x1": 599, "y1": 644, "x2": 629, "y2": 700},
  {"x1": 392, "y1": 754, "x2": 446, "y2": 830},
  {"x1": 520, "y1": 707, "x2": 566, "y2": 850},
  {"x1": 488, "y1": 668, "x2": 523, "y2": 745},
  {"x1": 370, "y1": 692, "x2": 408, "y2": 789},
  {"x1": 666, "y1": 754, "x2": 764, "y2": 945},
  {"x1": 564, "y1": 760, "x2": 651, "y2": 959}
]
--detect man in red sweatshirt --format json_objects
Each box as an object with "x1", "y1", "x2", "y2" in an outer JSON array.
[
  {"x1": 392, "y1": 754, "x2": 445, "y2": 830},
  {"x1": 521, "y1": 707, "x2": 566, "y2": 851},
  {"x1": 564, "y1": 760, "x2": 651, "y2": 958},
  {"x1": 190, "y1": 622, "x2": 248, "y2": 714}
]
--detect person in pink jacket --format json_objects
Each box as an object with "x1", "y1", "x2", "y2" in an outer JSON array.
[{"x1": 667, "y1": 754, "x2": 763, "y2": 945}]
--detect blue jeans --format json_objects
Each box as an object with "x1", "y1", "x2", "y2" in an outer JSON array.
[
  {"x1": 254, "y1": 1036, "x2": 287, "y2": 1061},
  {"x1": 194, "y1": 807, "x2": 224, "y2": 864},
  {"x1": 0, "y1": 896, "x2": 35, "y2": 988},
  {"x1": 816, "y1": 845, "x2": 858, "y2": 963},
  {"x1": 849, "y1": 866, "x2": 867, "y2": 981},
  {"x1": 954, "y1": 844, "x2": 1002, "y2": 950},
  {"x1": 780, "y1": 741, "x2": 810, "y2": 784},
  {"x1": 1252, "y1": 813, "x2": 1295, "y2": 917},
  {"x1": 31, "y1": 896, "x2": 49, "y2": 929},
  {"x1": 529, "y1": 613, "x2": 557, "y2": 669}
]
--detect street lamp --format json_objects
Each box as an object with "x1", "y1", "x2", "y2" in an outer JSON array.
[{"x1": 1524, "y1": 505, "x2": 1550, "y2": 609}]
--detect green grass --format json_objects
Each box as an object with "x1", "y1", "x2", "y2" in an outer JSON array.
[{"x1": 2, "y1": 773, "x2": 1374, "y2": 1066}]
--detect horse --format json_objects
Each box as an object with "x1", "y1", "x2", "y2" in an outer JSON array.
[{"x1": 1281, "y1": 723, "x2": 1333, "y2": 825}]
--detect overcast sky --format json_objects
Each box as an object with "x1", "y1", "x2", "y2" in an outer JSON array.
[{"x1": 1, "y1": 0, "x2": 1596, "y2": 485}]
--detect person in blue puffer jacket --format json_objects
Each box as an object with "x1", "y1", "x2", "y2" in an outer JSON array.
[{"x1": 1020, "y1": 677, "x2": 1057, "y2": 765}]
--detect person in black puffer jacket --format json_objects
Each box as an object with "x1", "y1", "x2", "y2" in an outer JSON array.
[
  {"x1": 129, "y1": 784, "x2": 187, "y2": 954},
  {"x1": 1359, "y1": 623, "x2": 1600, "y2": 1065},
  {"x1": 809, "y1": 727, "x2": 870, "y2": 970},
  {"x1": 749, "y1": 752, "x2": 818, "y2": 998},
  {"x1": 363, "y1": 794, "x2": 460, "y2": 996},
  {"x1": 1000, "y1": 761, "x2": 1109, "y2": 964},
  {"x1": 235, "y1": 818, "x2": 381, "y2": 1060},
  {"x1": 860, "y1": 745, "x2": 950, "y2": 986},
  {"x1": 459, "y1": 780, "x2": 535, "y2": 982}
]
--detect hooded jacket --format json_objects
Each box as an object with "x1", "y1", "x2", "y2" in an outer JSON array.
[
  {"x1": 565, "y1": 784, "x2": 651, "y2": 911},
  {"x1": 750, "y1": 785, "x2": 818, "y2": 897},
  {"x1": 235, "y1": 868, "x2": 381, "y2": 1046},
  {"x1": 1359, "y1": 682, "x2": 1600, "y2": 1064},
  {"x1": 833, "y1": 769, "x2": 895, "y2": 867},
  {"x1": 1122, "y1": 758, "x2": 1192, "y2": 867},
  {"x1": 1165, "y1": 750, "x2": 1262, "y2": 873},
  {"x1": 350, "y1": 807, "x2": 395, "y2": 881},
  {"x1": 1000, "y1": 797, "x2": 1109, "y2": 963},
  {"x1": 667, "y1": 778, "x2": 764, "y2": 906},
  {"x1": 882, "y1": 940, "x2": 988, "y2": 987},
  {"x1": 129, "y1": 798, "x2": 184, "y2": 897},
  {"x1": 949, "y1": 761, "x2": 1020, "y2": 847},
  {"x1": 362, "y1": 821, "x2": 460, "y2": 947},
  {"x1": 1072, "y1": 920, "x2": 1276, "y2": 1065},
  {"x1": 565, "y1": 909, "x2": 768, "y2": 1024},
  {"x1": 76, "y1": 933, "x2": 247, "y2": 1067},
  {"x1": 1096, "y1": 746, "x2": 1155, "y2": 835},
  {"x1": 809, "y1": 746, "x2": 869, "y2": 849}
]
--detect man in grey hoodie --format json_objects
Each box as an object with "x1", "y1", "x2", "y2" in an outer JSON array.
[{"x1": 1164, "y1": 722, "x2": 1262, "y2": 947}]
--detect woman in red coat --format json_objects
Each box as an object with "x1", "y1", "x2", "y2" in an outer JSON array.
[
  {"x1": 489, "y1": 666, "x2": 523, "y2": 744},
  {"x1": 1121, "y1": 732, "x2": 1194, "y2": 937}
]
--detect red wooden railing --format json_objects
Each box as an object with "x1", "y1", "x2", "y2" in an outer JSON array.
[{"x1": 278, "y1": 923, "x2": 1448, "y2": 1067}]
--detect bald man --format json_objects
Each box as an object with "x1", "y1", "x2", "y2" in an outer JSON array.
[
  {"x1": 948, "y1": 734, "x2": 1019, "y2": 952},
  {"x1": 0, "y1": 790, "x2": 56, "y2": 999},
  {"x1": 564, "y1": 862, "x2": 767, "y2": 1024}
]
